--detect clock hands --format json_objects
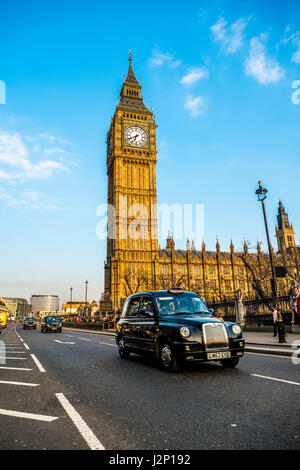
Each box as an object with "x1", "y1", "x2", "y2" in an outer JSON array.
[{"x1": 127, "y1": 134, "x2": 139, "y2": 142}]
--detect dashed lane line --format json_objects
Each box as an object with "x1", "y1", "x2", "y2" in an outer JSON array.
[
  {"x1": 78, "y1": 338, "x2": 92, "y2": 342},
  {"x1": 0, "y1": 380, "x2": 39, "y2": 387},
  {"x1": 98, "y1": 341, "x2": 117, "y2": 348},
  {"x1": 23, "y1": 343, "x2": 30, "y2": 350},
  {"x1": 55, "y1": 393, "x2": 105, "y2": 450},
  {"x1": 30, "y1": 354, "x2": 46, "y2": 373},
  {"x1": 0, "y1": 408, "x2": 58, "y2": 422},
  {"x1": 251, "y1": 374, "x2": 300, "y2": 386}
]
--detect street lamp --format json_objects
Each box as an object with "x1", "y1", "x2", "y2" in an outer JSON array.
[
  {"x1": 113, "y1": 264, "x2": 118, "y2": 314},
  {"x1": 255, "y1": 181, "x2": 286, "y2": 343},
  {"x1": 85, "y1": 280, "x2": 88, "y2": 317},
  {"x1": 70, "y1": 287, "x2": 73, "y2": 319}
]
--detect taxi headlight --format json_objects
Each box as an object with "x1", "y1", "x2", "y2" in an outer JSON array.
[
  {"x1": 232, "y1": 324, "x2": 241, "y2": 335},
  {"x1": 180, "y1": 326, "x2": 191, "y2": 338}
]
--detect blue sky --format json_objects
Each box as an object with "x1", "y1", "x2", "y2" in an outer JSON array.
[{"x1": 0, "y1": 0, "x2": 299, "y2": 305}]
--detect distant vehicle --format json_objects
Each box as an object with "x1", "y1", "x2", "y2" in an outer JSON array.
[
  {"x1": 0, "y1": 301, "x2": 8, "y2": 330},
  {"x1": 116, "y1": 289, "x2": 245, "y2": 372},
  {"x1": 41, "y1": 315, "x2": 62, "y2": 333},
  {"x1": 23, "y1": 317, "x2": 37, "y2": 329}
]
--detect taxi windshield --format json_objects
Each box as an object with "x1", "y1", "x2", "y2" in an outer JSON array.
[
  {"x1": 154, "y1": 294, "x2": 210, "y2": 316},
  {"x1": 46, "y1": 316, "x2": 60, "y2": 323}
]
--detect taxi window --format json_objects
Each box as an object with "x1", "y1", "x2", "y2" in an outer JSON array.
[
  {"x1": 127, "y1": 297, "x2": 141, "y2": 317},
  {"x1": 139, "y1": 297, "x2": 155, "y2": 317}
]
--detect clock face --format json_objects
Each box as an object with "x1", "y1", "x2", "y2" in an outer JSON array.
[{"x1": 125, "y1": 126, "x2": 148, "y2": 147}]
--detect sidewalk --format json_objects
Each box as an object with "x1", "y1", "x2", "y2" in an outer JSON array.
[{"x1": 243, "y1": 331, "x2": 300, "y2": 347}]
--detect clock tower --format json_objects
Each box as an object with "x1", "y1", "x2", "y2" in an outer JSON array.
[{"x1": 104, "y1": 53, "x2": 158, "y2": 309}]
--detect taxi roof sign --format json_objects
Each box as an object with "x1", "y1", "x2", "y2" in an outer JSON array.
[{"x1": 167, "y1": 288, "x2": 185, "y2": 294}]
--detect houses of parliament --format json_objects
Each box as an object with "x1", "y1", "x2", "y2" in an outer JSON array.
[{"x1": 102, "y1": 55, "x2": 299, "y2": 310}]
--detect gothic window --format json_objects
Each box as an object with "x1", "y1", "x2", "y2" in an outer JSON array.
[
  {"x1": 223, "y1": 267, "x2": 230, "y2": 275},
  {"x1": 209, "y1": 267, "x2": 215, "y2": 274},
  {"x1": 194, "y1": 266, "x2": 200, "y2": 274},
  {"x1": 178, "y1": 266, "x2": 185, "y2": 274},
  {"x1": 162, "y1": 265, "x2": 169, "y2": 274}
]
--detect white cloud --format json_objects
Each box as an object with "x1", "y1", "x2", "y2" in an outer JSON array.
[
  {"x1": 184, "y1": 95, "x2": 206, "y2": 117},
  {"x1": 211, "y1": 17, "x2": 249, "y2": 54},
  {"x1": 244, "y1": 34, "x2": 285, "y2": 84},
  {"x1": 0, "y1": 188, "x2": 61, "y2": 210},
  {"x1": 180, "y1": 67, "x2": 209, "y2": 86},
  {"x1": 282, "y1": 28, "x2": 300, "y2": 64},
  {"x1": 148, "y1": 49, "x2": 182, "y2": 68},
  {"x1": 0, "y1": 131, "x2": 68, "y2": 179},
  {"x1": 0, "y1": 169, "x2": 12, "y2": 180},
  {"x1": 39, "y1": 133, "x2": 55, "y2": 141}
]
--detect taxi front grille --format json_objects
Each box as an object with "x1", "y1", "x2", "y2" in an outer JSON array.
[{"x1": 202, "y1": 323, "x2": 228, "y2": 350}]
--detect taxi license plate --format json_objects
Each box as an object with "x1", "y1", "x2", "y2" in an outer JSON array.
[{"x1": 207, "y1": 351, "x2": 231, "y2": 360}]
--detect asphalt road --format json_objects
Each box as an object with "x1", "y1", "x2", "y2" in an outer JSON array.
[{"x1": 0, "y1": 323, "x2": 299, "y2": 450}]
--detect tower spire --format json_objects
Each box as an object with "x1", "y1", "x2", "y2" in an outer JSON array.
[{"x1": 118, "y1": 53, "x2": 150, "y2": 113}]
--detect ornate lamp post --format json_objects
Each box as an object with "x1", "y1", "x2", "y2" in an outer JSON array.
[
  {"x1": 70, "y1": 287, "x2": 73, "y2": 319},
  {"x1": 85, "y1": 280, "x2": 88, "y2": 317},
  {"x1": 113, "y1": 265, "x2": 117, "y2": 315},
  {"x1": 255, "y1": 181, "x2": 285, "y2": 343}
]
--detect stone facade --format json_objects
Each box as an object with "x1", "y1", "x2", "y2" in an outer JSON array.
[{"x1": 103, "y1": 56, "x2": 299, "y2": 310}]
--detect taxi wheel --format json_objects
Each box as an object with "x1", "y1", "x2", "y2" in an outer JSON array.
[
  {"x1": 220, "y1": 357, "x2": 240, "y2": 368},
  {"x1": 160, "y1": 342, "x2": 180, "y2": 372},
  {"x1": 118, "y1": 337, "x2": 130, "y2": 359}
]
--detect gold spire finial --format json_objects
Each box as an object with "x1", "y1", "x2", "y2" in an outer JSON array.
[{"x1": 129, "y1": 50, "x2": 132, "y2": 63}]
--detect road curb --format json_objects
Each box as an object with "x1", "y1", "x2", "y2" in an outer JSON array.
[{"x1": 245, "y1": 346, "x2": 295, "y2": 357}]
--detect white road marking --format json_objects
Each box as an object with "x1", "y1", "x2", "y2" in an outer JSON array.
[
  {"x1": 53, "y1": 340, "x2": 75, "y2": 344},
  {"x1": 78, "y1": 338, "x2": 92, "y2": 342},
  {"x1": 23, "y1": 343, "x2": 30, "y2": 350},
  {"x1": 0, "y1": 357, "x2": 27, "y2": 360},
  {"x1": 0, "y1": 380, "x2": 39, "y2": 387},
  {"x1": 98, "y1": 341, "x2": 117, "y2": 348},
  {"x1": 64, "y1": 334, "x2": 74, "y2": 338},
  {"x1": 0, "y1": 351, "x2": 26, "y2": 354},
  {"x1": 0, "y1": 408, "x2": 58, "y2": 422},
  {"x1": 252, "y1": 374, "x2": 300, "y2": 386},
  {"x1": 56, "y1": 393, "x2": 105, "y2": 450},
  {"x1": 31, "y1": 354, "x2": 46, "y2": 373},
  {"x1": 0, "y1": 366, "x2": 33, "y2": 371}
]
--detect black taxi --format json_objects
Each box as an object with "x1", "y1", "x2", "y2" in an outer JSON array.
[
  {"x1": 116, "y1": 289, "x2": 245, "y2": 372},
  {"x1": 23, "y1": 316, "x2": 37, "y2": 329},
  {"x1": 41, "y1": 315, "x2": 62, "y2": 333}
]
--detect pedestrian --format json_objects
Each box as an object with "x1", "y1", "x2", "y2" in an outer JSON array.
[
  {"x1": 291, "y1": 287, "x2": 300, "y2": 326},
  {"x1": 235, "y1": 290, "x2": 245, "y2": 328},
  {"x1": 272, "y1": 307, "x2": 278, "y2": 337},
  {"x1": 296, "y1": 289, "x2": 300, "y2": 328}
]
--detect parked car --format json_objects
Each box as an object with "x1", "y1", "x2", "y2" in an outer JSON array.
[
  {"x1": 23, "y1": 317, "x2": 37, "y2": 329},
  {"x1": 116, "y1": 289, "x2": 245, "y2": 372},
  {"x1": 41, "y1": 315, "x2": 62, "y2": 333}
]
